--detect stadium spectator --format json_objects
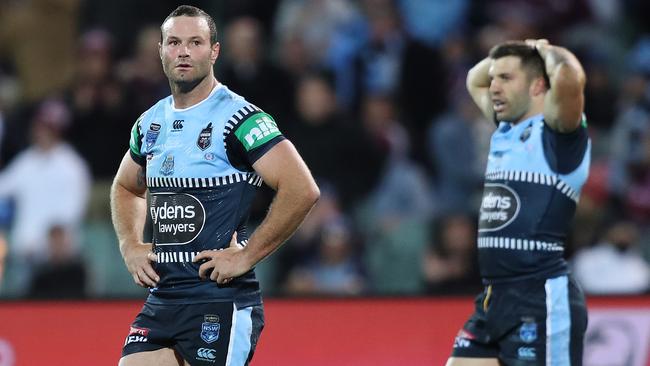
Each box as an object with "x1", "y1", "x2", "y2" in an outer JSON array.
[
  {"x1": 427, "y1": 93, "x2": 488, "y2": 215},
  {"x1": 117, "y1": 25, "x2": 169, "y2": 122},
  {"x1": 28, "y1": 225, "x2": 87, "y2": 299},
  {"x1": 347, "y1": 0, "x2": 447, "y2": 162},
  {"x1": 0, "y1": 0, "x2": 79, "y2": 102},
  {"x1": 220, "y1": 16, "x2": 294, "y2": 129},
  {"x1": 573, "y1": 221, "x2": 650, "y2": 294},
  {"x1": 285, "y1": 72, "x2": 384, "y2": 210},
  {"x1": 422, "y1": 214, "x2": 481, "y2": 295},
  {"x1": 65, "y1": 28, "x2": 130, "y2": 179},
  {"x1": 285, "y1": 219, "x2": 365, "y2": 296},
  {"x1": 359, "y1": 93, "x2": 433, "y2": 294},
  {"x1": 0, "y1": 97, "x2": 90, "y2": 296}
]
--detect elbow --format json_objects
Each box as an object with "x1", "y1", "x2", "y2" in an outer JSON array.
[
  {"x1": 304, "y1": 183, "x2": 320, "y2": 207},
  {"x1": 466, "y1": 67, "x2": 478, "y2": 91}
]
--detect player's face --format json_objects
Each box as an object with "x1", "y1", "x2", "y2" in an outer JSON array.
[
  {"x1": 160, "y1": 16, "x2": 219, "y2": 86},
  {"x1": 488, "y1": 56, "x2": 532, "y2": 123}
]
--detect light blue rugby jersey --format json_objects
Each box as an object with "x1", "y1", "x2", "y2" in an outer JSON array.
[
  {"x1": 477, "y1": 113, "x2": 591, "y2": 281},
  {"x1": 128, "y1": 83, "x2": 284, "y2": 306}
]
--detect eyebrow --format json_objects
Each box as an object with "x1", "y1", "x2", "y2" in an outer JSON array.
[
  {"x1": 166, "y1": 35, "x2": 205, "y2": 41},
  {"x1": 489, "y1": 72, "x2": 511, "y2": 79}
]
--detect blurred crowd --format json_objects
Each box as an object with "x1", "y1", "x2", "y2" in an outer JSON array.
[{"x1": 0, "y1": 0, "x2": 649, "y2": 299}]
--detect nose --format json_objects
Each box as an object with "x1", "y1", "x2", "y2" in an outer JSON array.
[
  {"x1": 179, "y1": 44, "x2": 190, "y2": 57},
  {"x1": 489, "y1": 79, "x2": 500, "y2": 95}
]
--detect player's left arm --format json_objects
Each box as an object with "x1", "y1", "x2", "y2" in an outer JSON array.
[
  {"x1": 194, "y1": 139, "x2": 319, "y2": 284},
  {"x1": 244, "y1": 140, "x2": 320, "y2": 265},
  {"x1": 533, "y1": 39, "x2": 587, "y2": 133}
]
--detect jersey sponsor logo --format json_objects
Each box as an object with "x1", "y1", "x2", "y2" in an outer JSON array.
[
  {"x1": 149, "y1": 193, "x2": 206, "y2": 245},
  {"x1": 478, "y1": 183, "x2": 520, "y2": 232},
  {"x1": 453, "y1": 329, "x2": 475, "y2": 348},
  {"x1": 200, "y1": 314, "x2": 221, "y2": 343},
  {"x1": 453, "y1": 336, "x2": 471, "y2": 348},
  {"x1": 196, "y1": 348, "x2": 217, "y2": 361},
  {"x1": 160, "y1": 155, "x2": 174, "y2": 176},
  {"x1": 124, "y1": 335, "x2": 148, "y2": 346},
  {"x1": 517, "y1": 347, "x2": 536, "y2": 360},
  {"x1": 197, "y1": 122, "x2": 213, "y2": 150},
  {"x1": 129, "y1": 326, "x2": 150, "y2": 337},
  {"x1": 172, "y1": 119, "x2": 184, "y2": 130},
  {"x1": 234, "y1": 113, "x2": 281, "y2": 151},
  {"x1": 519, "y1": 320, "x2": 537, "y2": 343},
  {"x1": 145, "y1": 123, "x2": 161, "y2": 149}
]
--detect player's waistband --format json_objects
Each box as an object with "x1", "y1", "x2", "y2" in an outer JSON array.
[
  {"x1": 482, "y1": 268, "x2": 569, "y2": 285},
  {"x1": 155, "y1": 241, "x2": 249, "y2": 264}
]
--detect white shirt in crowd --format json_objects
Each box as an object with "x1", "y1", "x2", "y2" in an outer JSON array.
[
  {"x1": 573, "y1": 244, "x2": 650, "y2": 294},
  {"x1": 0, "y1": 143, "x2": 90, "y2": 258}
]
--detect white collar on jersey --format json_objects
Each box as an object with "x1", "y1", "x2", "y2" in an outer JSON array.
[{"x1": 170, "y1": 82, "x2": 225, "y2": 112}]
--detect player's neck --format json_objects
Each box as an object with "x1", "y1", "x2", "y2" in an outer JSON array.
[
  {"x1": 513, "y1": 99, "x2": 544, "y2": 125},
  {"x1": 513, "y1": 109, "x2": 542, "y2": 124},
  {"x1": 171, "y1": 76, "x2": 218, "y2": 109}
]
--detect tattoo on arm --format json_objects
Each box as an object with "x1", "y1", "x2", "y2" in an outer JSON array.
[{"x1": 136, "y1": 167, "x2": 146, "y2": 189}]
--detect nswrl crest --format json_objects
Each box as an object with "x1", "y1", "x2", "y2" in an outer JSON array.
[
  {"x1": 160, "y1": 155, "x2": 174, "y2": 176},
  {"x1": 197, "y1": 122, "x2": 213, "y2": 150},
  {"x1": 520, "y1": 123, "x2": 533, "y2": 142},
  {"x1": 200, "y1": 314, "x2": 220, "y2": 343},
  {"x1": 519, "y1": 321, "x2": 537, "y2": 344}
]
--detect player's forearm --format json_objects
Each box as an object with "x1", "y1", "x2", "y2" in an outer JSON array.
[
  {"x1": 242, "y1": 180, "x2": 319, "y2": 268},
  {"x1": 466, "y1": 57, "x2": 492, "y2": 90},
  {"x1": 110, "y1": 181, "x2": 148, "y2": 256},
  {"x1": 536, "y1": 44, "x2": 586, "y2": 90}
]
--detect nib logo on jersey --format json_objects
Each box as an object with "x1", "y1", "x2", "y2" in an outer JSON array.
[
  {"x1": 149, "y1": 193, "x2": 206, "y2": 245},
  {"x1": 479, "y1": 183, "x2": 520, "y2": 232}
]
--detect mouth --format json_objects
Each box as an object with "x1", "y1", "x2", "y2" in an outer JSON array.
[
  {"x1": 175, "y1": 63, "x2": 192, "y2": 70},
  {"x1": 492, "y1": 99, "x2": 506, "y2": 113}
]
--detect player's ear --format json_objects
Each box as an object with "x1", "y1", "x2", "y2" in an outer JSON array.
[
  {"x1": 211, "y1": 42, "x2": 220, "y2": 64},
  {"x1": 159, "y1": 42, "x2": 163, "y2": 60},
  {"x1": 530, "y1": 76, "x2": 546, "y2": 97}
]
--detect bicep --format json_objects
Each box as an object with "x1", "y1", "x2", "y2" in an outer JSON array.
[
  {"x1": 252, "y1": 140, "x2": 314, "y2": 191},
  {"x1": 114, "y1": 151, "x2": 147, "y2": 198},
  {"x1": 543, "y1": 64, "x2": 585, "y2": 133}
]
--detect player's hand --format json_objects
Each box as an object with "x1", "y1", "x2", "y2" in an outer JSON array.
[
  {"x1": 193, "y1": 232, "x2": 251, "y2": 285},
  {"x1": 525, "y1": 38, "x2": 549, "y2": 50},
  {"x1": 122, "y1": 242, "x2": 159, "y2": 288}
]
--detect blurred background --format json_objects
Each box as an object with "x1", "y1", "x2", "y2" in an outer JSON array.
[
  {"x1": 1, "y1": 1, "x2": 650, "y2": 365},
  {"x1": 0, "y1": 0, "x2": 649, "y2": 300}
]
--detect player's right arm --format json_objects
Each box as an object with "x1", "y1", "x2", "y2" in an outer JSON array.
[
  {"x1": 466, "y1": 56, "x2": 495, "y2": 122},
  {"x1": 110, "y1": 118, "x2": 159, "y2": 288}
]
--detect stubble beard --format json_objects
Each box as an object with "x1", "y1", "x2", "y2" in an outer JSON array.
[
  {"x1": 164, "y1": 62, "x2": 209, "y2": 94},
  {"x1": 171, "y1": 73, "x2": 206, "y2": 94}
]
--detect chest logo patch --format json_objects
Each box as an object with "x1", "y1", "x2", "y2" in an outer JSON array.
[
  {"x1": 160, "y1": 155, "x2": 174, "y2": 176},
  {"x1": 519, "y1": 124, "x2": 532, "y2": 142},
  {"x1": 197, "y1": 122, "x2": 213, "y2": 150},
  {"x1": 479, "y1": 183, "x2": 521, "y2": 232},
  {"x1": 149, "y1": 193, "x2": 206, "y2": 245},
  {"x1": 145, "y1": 123, "x2": 161, "y2": 149}
]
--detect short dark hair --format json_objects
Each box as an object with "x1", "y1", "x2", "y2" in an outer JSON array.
[
  {"x1": 489, "y1": 41, "x2": 550, "y2": 88},
  {"x1": 161, "y1": 5, "x2": 218, "y2": 45}
]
